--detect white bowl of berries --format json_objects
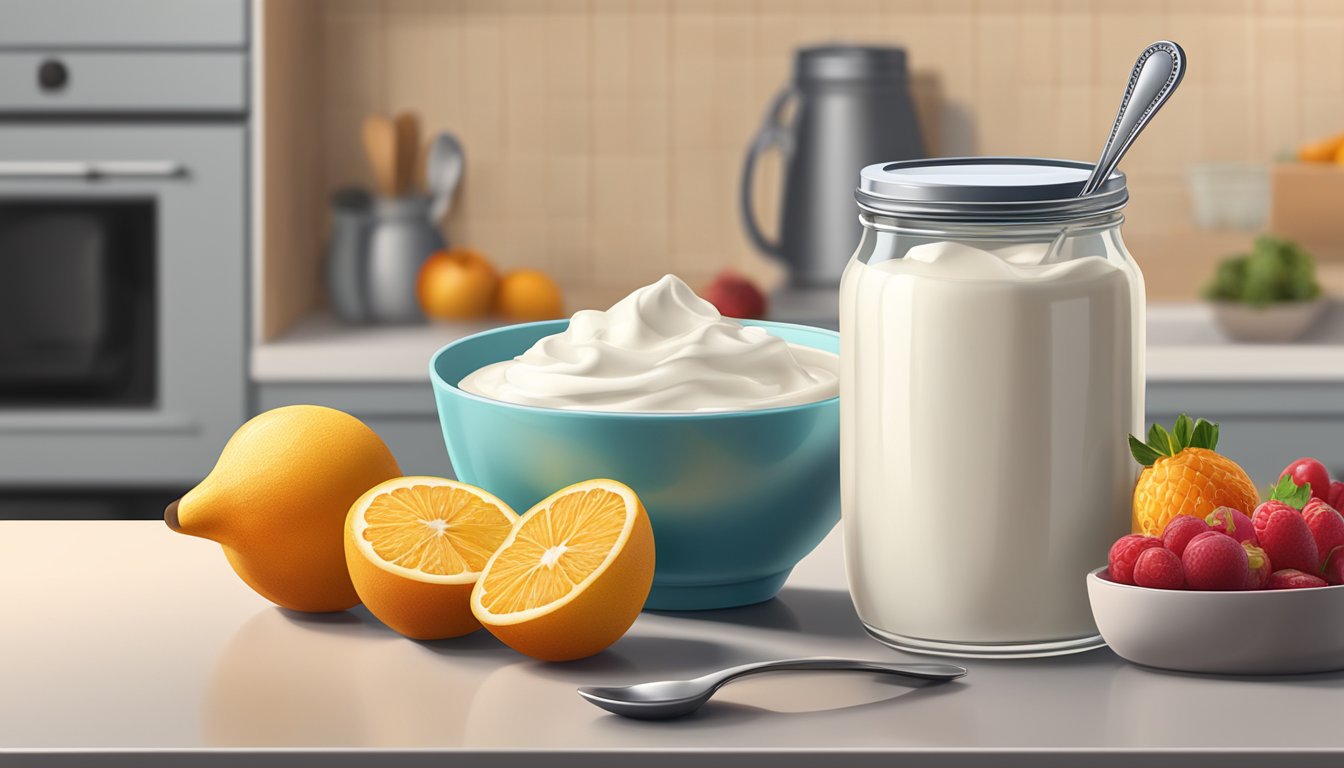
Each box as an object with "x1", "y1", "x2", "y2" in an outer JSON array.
[{"x1": 1089, "y1": 459, "x2": 1344, "y2": 675}]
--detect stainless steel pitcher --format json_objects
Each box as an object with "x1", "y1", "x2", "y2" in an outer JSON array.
[
  {"x1": 327, "y1": 193, "x2": 445, "y2": 325},
  {"x1": 741, "y1": 46, "x2": 925, "y2": 287}
]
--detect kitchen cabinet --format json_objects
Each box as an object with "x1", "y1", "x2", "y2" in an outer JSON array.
[
  {"x1": 3, "y1": 519, "x2": 1342, "y2": 766},
  {"x1": 1149, "y1": 380, "x2": 1344, "y2": 484}
]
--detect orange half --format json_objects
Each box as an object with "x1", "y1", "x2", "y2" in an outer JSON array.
[
  {"x1": 345, "y1": 476, "x2": 516, "y2": 639},
  {"x1": 470, "y1": 479, "x2": 654, "y2": 661}
]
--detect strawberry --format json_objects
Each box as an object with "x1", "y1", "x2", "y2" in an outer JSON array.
[
  {"x1": 1251, "y1": 500, "x2": 1295, "y2": 532},
  {"x1": 1108, "y1": 534, "x2": 1164, "y2": 585},
  {"x1": 1182, "y1": 531, "x2": 1249, "y2": 590},
  {"x1": 1324, "y1": 546, "x2": 1344, "y2": 586},
  {"x1": 1255, "y1": 504, "x2": 1321, "y2": 574},
  {"x1": 1161, "y1": 515, "x2": 1211, "y2": 557},
  {"x1": 1133, "y1": 547, "x2": 1184, "y2": 589},
  {"x1": 1243, "y1": 541, "x2": 1273, "y2": 589},
  {"x1": 1206, "y1": 506, "x2": 1257, "y2": 546},
  {"x1": 1303, "y1": 498, "x2": 1344, "y2": 567},
  {"x1": 1265, "y1": 569, "x2": 1327, "y2": 590},
  {"x1": 1329, "y1": 481, "x2": 1344, "y2": 512},
  {"x1": 1280, "y1": 457, "x2": 1330, "y2": 503}
]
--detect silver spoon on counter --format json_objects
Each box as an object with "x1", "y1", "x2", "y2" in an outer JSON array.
[
  {"x1": 576, "y1": 657, "x2": 967, "y2": 720},
  {"x1": 1078, "y1": 40, "x2": 1187, "y2": 197}
]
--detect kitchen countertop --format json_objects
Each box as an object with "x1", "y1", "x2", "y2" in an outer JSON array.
[
  {"x1": 251, "y1": 301, "x2": 1344, "y2": 384},
  {"x1": 3, "y1": 520, "x2": 1343, "y2": 767}
]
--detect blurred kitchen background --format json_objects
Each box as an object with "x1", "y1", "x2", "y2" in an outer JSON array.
[{"x1": 3, "y1": 0, "x2": 1344, "y2": 518}]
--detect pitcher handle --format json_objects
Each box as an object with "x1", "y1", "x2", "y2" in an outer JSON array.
[{"x1": 739, "y1": 88, "x2": 795, "y2": 258}]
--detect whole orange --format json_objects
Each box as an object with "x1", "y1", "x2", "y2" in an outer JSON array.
[
  {"x1": 497, "y1": 269, "x2": 564, "y2": 322},
  {"x1": 416, "y1": 248, "x2": 498, "y2": 320}
]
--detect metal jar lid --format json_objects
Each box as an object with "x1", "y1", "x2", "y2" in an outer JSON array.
[{"x1": 855, "y1": 157, "x2": 1128, "y2": 222}]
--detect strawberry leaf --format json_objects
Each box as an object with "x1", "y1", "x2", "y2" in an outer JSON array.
[
  {"x1": 1269, "y1": 475, "x2": 1311, "y2": 510},
  {"x1": 1129, "y1": 435, "x2": 1162, "y2": 467},
  {"x1": 1150, "y1": 423, "x2": 1178, "y2": 457},
  {"x1": 1173, "y1": 413, "x2": 1194, "y2": 450},
  {"x1": 1190, "y1": 418, "x2": 1218, "y2": 451}
]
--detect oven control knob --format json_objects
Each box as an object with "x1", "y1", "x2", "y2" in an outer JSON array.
[{"x1": 38, "y1": 59, "x2": 68, "y2": 91}]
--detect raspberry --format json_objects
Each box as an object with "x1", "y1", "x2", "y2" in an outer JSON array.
[
  {"x1": 1205, "y1": 506, "x2": 1257, "y2": 546},
  {"x1": 1133, "y1": 547, "x2": 1184, "y2": 589},
  {"x1": 1243, "y1": 541, "x2": 1272, "y2": 589},
  {"x1": 1325, "y1": 546, "x2": 1344, "y2": 586},
  {"x1": 1182, "y1": 531, "x2": 1250, "y2": 590},
  {"x1": 1162, "y1": 515, "x2": 1211, "y2": 557},
  {"x1": 1108, "y1": 534, "x2": 1163, "y2": 585},
  {"x1": 1265, "y1": 569, "x2": 1328, "y2": 590}
]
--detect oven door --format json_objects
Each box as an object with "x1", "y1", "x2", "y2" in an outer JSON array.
[{"x1": 0, "y1": 124, "x2": 245, "y2": 485}]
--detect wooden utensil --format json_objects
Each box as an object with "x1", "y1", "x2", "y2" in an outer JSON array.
[
  {"x1": 361, "y1": 114, "x2": 398, "y2": 197},
  {"x1": 393, "y1": 112, "x2": 421, "y2": 195}
]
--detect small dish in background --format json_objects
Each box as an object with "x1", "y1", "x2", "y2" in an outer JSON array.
[
  {"x1": 1211, "y1": 297, "x2": 1328, "y2": 343},
  {"x1": 1188, "y1": 163, "x2": 1269, "y2": 231},
  {"x1": 1203, "y1": 234, "x2": 1326, "y2": 342},
  {"x1": 1087, "y1": 567, "x2": 1344, "y2": 675}
]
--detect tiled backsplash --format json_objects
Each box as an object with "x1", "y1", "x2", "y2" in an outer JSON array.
[{"x1": 284, "y1": 0, "x2": 1344, "y2": 326}]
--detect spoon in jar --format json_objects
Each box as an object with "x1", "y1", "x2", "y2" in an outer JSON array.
[
  {"x1": 1078, "y1": 40, "x2": 1187, "y2": 197},
  {"x1": 577, "y1": 658, "x2": 967, "y2": 720}
]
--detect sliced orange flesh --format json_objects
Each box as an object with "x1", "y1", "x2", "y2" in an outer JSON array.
[
  {"x1": 356, "y1": 480, "x2": 515, "y2": 580},
  {"x1": 477, "y1": 487, "x2": 629, "y2": 615}
]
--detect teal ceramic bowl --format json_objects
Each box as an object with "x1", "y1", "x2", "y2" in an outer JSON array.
[{"x1": 429, "y1": 319, "x2": 840, "y2": 611}]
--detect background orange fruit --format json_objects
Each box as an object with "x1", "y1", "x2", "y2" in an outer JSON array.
[
  {"x1": 496, "y1": 269, "x2": 564, "y2": 322},
  {"x1": 416, "y1": 248, "x2": 498, "y2": 320}
]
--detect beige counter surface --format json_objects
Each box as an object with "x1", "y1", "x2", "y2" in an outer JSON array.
[{"x1": 2, "y1": 520, "x2": 1343, "y2": 767}]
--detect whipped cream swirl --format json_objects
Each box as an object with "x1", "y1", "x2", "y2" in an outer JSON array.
[{"x1": 457, "y1": 275, "x2": 838, "y2": 412}]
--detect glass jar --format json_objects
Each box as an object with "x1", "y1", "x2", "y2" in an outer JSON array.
[{"x1": 839, "y1": 158, "x2": 1145, "y2": 658}]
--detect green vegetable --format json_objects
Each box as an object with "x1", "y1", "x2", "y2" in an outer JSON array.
[{"x1": 1201, "y1": 234, "x2": 1322, "y2": 307}]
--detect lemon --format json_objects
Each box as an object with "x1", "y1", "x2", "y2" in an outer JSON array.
[{"x1": 167, "y1": 405, "x2": 401, "y2": 612}]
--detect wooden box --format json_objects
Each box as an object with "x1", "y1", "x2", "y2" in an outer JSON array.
[{"x1": 1270, "y1": 163, "x2": 1344, "y2": 263}]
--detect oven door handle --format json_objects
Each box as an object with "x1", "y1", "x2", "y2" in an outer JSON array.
[{"x1": 0, "y1": 161, "x2": 186, "y2": 179}]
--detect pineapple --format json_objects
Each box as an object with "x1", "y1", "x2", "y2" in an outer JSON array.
[{"x1": 1129, "y1": 414, "x2": 1260, "y2": 536}]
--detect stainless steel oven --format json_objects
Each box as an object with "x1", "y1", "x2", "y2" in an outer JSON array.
[{"x1": 0, "y1": 0, "x2": 248, "y2": 488}]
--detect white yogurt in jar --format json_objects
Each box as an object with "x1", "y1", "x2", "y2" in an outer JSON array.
[
  {"x1": 459, "y1": 274, "x2": 838, "y2": 413},
  {"x1": 840, "y1": 240, "x2": 1142, "y2": 647}
]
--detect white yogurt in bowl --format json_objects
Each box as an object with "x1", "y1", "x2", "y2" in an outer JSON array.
[{"x1": 459, "y1": 275, "x2": 839, "y2": 413}]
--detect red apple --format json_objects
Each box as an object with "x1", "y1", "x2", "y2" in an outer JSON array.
[{"x1": 704, "y1": 270, "x2": 767, "y2": 319}]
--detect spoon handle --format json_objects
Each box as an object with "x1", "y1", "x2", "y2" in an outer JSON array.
[
  {"x1": 703, "y1": 657, "x2": 966, "y2": 691},
  {"x1": 1079, "y1": 40, "x2": 1186, "y2": 197}
]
